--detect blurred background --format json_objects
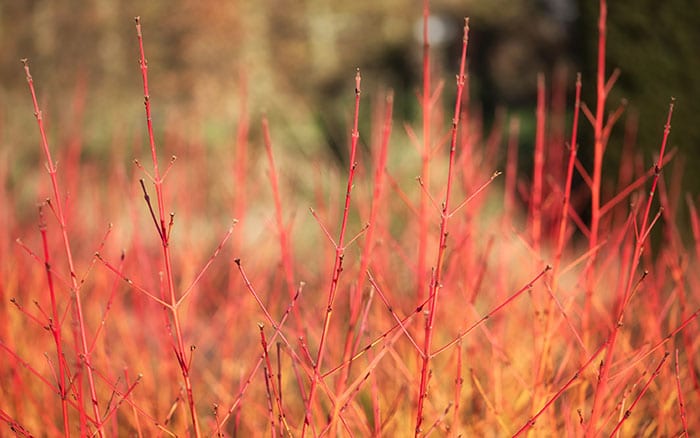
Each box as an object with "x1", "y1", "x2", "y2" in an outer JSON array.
[{"x1": 1, "y1": 0, "x2": 698, "y2": 217}]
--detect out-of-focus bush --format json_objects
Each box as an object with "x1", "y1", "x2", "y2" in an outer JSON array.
[{"x1": 2, "y1": 1, "x2": 696, "y2": 194}]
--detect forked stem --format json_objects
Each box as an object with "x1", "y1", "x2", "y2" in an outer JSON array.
[
  {"x1": 22, "y1": 59, "x2": 103, "y2": 437},
  {"x1": 414, "y1": 18, "x2": 470, "y2": 436},
  {"x1": 134, "y1": 17, "x2": 201, "y2": 437},
  {"x1": 585, "y1": 99, "x2": 675, "y2": 437},
  {"x1": 301, "y1": 70, "x2": 362, "y2": 436}
]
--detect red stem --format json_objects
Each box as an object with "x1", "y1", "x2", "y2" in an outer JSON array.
[
  {"x1": 331, "y1": 91, "x2": 394, "y2": 432},
  {"x1": 449, "y1": 341, "x2": 463, "y2": 436},
  {"x1": 216, "y1": 280, "x2": 304, "y2": 432},
  {"x1": 21, "y1": 59, "x2": 103, "y2": 437},
  {"x1": 417, "y1": 0, "x2": 432, "y2": 304},
  {"x1": 608, "y1": 352, "x2": 670, "y2": 436},
  {"x1": 134, "y1": 17, "x2": 201, "y2": 437},
  {"x1": 414, "y1": 19, "x2": 470, "y2": 436},
  {"x1": 531, "y1": 74, "x2": 583, "y2": 414},
  {"x1": 262, "y1": 116, "x2": 304, "y2": 335},
  {"x1": 552, "y1": 73, "x2": 582, "y2": 281},
  {"x1": 585, "y1": 99, "x2": 674, "y2": 436},
  {"x1": 674, "y1": 349, "x2": 690, "y2": 435},
  {"x1": 301, "y1": 69, "x2": 362, "y2": 436},
  {"x1": 39, "y1": 207, "x2": 71, "y2": 437},
  {"x1": 258, "y1": 325, "x2": 278, "y2": 438},
  {"x1": 584, "y1": 0, "x2": 608, "y2": 343}
]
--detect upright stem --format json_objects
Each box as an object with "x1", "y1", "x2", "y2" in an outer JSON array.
[
  {"x1": 22, "y1": 59, "x2": 104, "y2": 437},
  {"x1": 262, "y1": 117, "x2": 304, "y2": 336},
  {"x1": 585, "y1": 99, "x2": 674, "y2": 436},
  {"x1": 417, "y1": 0, "x2": 432, "y2": 303},
  {"x1": 331, "y1": 91, "x2": 393, "y2": 434},
  {"x1": 39, "y1": 207, "x2": 71, "y2": 437},
  {"x1": 134, "y1": 17, "x2": 201, "y2": 437},
  {"x1": 584, "y1": 0, "x2": 608, "y2": 340},
  {"x1": 414, "y1": 19, "x2": 469, "y2": 437},
  {"x1": 552, "y1": 73, "x2": 582, "y2": 287},
  {"x1": 531, "y1": 73, "x2": 582, "y2": 421},
  {"x1": 301, "y1": 70, "x2": 362, "y2": 436}
]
